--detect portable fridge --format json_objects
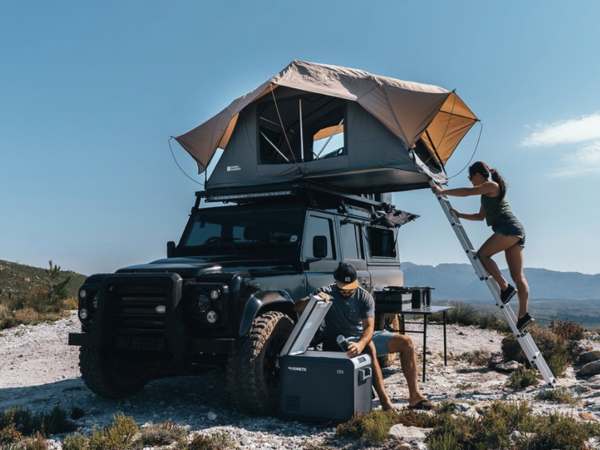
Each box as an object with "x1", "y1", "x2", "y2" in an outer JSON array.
[{"x1": 279, "y1": 296, "x2": 373, "y2": 422}]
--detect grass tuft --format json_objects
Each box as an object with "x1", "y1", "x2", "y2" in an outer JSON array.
[
  {"x1": 336, "y1": 409, "x2": 399, "y2": 445},
  {"x1": 542, "y1": 387, "x2": 580, "y2": 405},
  {"x1": 88, "y1": 413, "x2": 138, "y2": 450}
]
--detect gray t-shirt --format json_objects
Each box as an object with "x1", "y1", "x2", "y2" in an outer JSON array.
[{"x1": 311, "y1": 284, "x2": 375, "y2": 339}]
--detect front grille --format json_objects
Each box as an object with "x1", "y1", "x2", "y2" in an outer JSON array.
[{"x1": 110, "y1": 284, "x2": 168, "y2": 336}]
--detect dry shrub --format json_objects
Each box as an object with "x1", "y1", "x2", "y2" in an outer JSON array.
[
  {"x1": 63, "y1": 297, "x2": 78, "y2": 310},
  {"x1": 0, "y1": 304, "x2": 15, "y2": 330},
  {"x1": 501, "y1": 325, "x2": 570, "y2": 365},
  {"x1": 550, "y1": 319, "x2": 586, "y2": 341},
  {"x1": 13, "y1": 308, "x2": 38, "y2": 324},
  {"x1": 138, "y1": 421, "x2": 187, "y2": 448},
  {"x1": 466, "y1": 349, "x2": 493, "y2": 367},
  {"x1": 188, "y1": 430, "x2": 237, "y2": 450}
]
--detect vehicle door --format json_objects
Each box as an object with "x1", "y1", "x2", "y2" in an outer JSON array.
[
  {"x1": 302, "y1": 212, "x2": 340, "y2": 295},
  {"x1": 363, "y1": 225, "x2": 403, "y2": 291}
]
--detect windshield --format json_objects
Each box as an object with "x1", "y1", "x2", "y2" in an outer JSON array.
[{"x1": 180, "y1": 207, "x2": 306, "y2": 258}]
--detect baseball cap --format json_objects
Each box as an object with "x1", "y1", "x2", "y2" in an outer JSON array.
[{"x1": 334, "y1": 262, "x2": 358, "y2": 289}]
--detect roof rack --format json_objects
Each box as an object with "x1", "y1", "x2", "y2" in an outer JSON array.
[{"x1": 194, "y1": 181, "x2": 393, "y2": 212}]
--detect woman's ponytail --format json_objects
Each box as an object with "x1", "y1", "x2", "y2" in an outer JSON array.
[{"x1": 490, "y1": 168, "x2": 507, "y2": 199}]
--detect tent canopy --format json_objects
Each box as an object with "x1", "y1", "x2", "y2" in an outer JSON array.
[{"x1": 175, "y1": 60, "x2": 478, "y2": 193}]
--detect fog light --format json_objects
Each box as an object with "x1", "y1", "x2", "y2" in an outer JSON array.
[
  {"x1": 210, "y1": 289, "x2": 220, "y2": 300},
  {"x1": 206, "y1": 310, "x2": 218, "y2": 324},
  {"x1": 79, "y1": 289, "x2": 87, "y2": 299},
  {"x1": 79, "y1": 308, "x2": 89, "y2": 320}
]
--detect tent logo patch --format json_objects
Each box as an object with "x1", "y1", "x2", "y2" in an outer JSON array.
[{"x1": 227, "y1": 165, "x2": 241, "y2": 172}]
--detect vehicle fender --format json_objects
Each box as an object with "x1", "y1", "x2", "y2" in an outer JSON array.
[{"x1": 238, "y1": 290, "x2": 296, "y2": 337}]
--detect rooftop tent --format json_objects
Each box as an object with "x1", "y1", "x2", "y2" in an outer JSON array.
[{"x1": 174, "y1": 60, "x2": 478, "y2": 193}]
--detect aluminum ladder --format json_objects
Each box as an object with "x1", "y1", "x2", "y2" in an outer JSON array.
[{"x1": 430, "y1": 180, "x2": 556, "y2": 385}]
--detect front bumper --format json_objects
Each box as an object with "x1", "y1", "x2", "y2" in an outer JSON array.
[{"x1": 68, "y1": 332, "x2": 235, "y2": 354}]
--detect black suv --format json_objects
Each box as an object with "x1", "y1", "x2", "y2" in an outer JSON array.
[{"x1": 68, "y1": 182, "x2": 414, "y2": 414}]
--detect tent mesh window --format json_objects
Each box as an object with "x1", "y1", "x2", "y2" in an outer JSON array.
[{"x1": 258, "y1": 94, "x2": 346, "y2": 165}]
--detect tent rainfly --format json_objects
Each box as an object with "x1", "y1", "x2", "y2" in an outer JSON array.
[{"x1": 175, "y1": 60, "x2": 478, "y2": 193}]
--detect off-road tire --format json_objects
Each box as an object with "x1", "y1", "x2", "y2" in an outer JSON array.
[
  {"x1": 227, "y1": 311, "x2": 294, "y2": 415},
  {"x1": 377, "y1": 313, "x2": 399, "y2": 368},
  {"x1": 79, "y1": 347, "x2": 150, "y2": 398}
]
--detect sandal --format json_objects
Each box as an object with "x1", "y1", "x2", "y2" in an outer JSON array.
[{"x1": 407, "y1": 399, "x2": 435, "y2": 411}]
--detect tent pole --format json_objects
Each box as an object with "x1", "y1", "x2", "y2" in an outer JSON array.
[
  {"x1": 316, "y1": 119, "x2": 344, "y2": 158},
  {"x1": 260, "y1": 130, "x2": 290, "y2": 162},
  {"x1": 425, "y1": 130, "x2": 445, "y2": 168},
  {"x1": 299, "y1": 99, "x2": 304, "y2": 162}
]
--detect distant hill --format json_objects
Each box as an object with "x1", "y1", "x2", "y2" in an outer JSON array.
[
  {"x1": 402, "y1": 262, "x2": 600, "y2": 301},
  {"x1": 0, "y1": 260, "x2": 87, "y2": 299}
]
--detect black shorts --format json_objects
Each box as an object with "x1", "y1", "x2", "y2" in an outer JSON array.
[{"x1": 491, "y1": 213, "x2": 526, "y2": 247}]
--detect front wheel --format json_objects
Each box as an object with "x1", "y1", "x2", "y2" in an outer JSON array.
[
  {"x1": 79, "y1": 347, "x2": 151, "y2": 398},
  {"x1": 227, "y1": 311, "x2": 294, "y2": 415}
]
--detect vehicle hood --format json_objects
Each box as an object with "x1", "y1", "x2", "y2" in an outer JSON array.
[{"x1": 116, "y1": 256, "x2": 296, "y2": 278}]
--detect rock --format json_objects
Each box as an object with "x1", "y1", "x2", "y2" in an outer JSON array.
[
  {"x1": 495, "y1": 361, "x2": 520, "y2": 372},
  {"x1": 570, "y1": 384, "x2": 591, "y2": 394},
  {"x1": 455, "y1": 403, "x2": 470, "y2": 412},
  {"x1": 509, "y1": 430, "x2": 522, "y2": 440},
  {"x1": 207, "y1": 412, "x2": 217, "y2": 421},
  {"x1": 580, "y1": 412, "x2": 597, "y2": 421},
  {"x1": 577, "y1": 340, "x2": 594, "y2": 353},
  {"x1": 579, "y1": 351, "x2": 600, "y2": 364},
  {"x1": 577, "y1": 361, "x2": 600, "y2": 377},
  {"x1": 473, "y1": 401, "x2": 492, "y2": 414},
  {"x1": 465, "y1": 408, "x2": 480, "y2": 419},
  {"x1": 389, "y1": 424, "x2": 428, "y2": 441}
]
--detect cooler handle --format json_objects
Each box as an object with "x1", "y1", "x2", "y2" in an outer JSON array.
[{"x1": 359, "y1": 367, "x2": 372, "y2": 382}]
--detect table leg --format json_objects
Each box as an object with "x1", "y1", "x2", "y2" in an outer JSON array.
[
  {"x1": 422, "y1": 314, "x2": 427, "y2": 382},
  {"x1": 443, "y1": 310, "x2": 448, "y2": 366}
]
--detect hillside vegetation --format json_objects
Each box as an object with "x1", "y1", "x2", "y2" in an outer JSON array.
[{"x1": 0, "y1": 259, "x2": 87, "y2": 330}]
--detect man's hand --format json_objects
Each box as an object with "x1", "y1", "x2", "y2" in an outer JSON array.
[{"x1": 346, "y1": 341, "x2": 365, "y2": 358}]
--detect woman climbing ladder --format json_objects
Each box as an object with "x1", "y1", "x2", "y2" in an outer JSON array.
[{"x1": 431, "y1": 161, "x2": 534, "y2": 331}]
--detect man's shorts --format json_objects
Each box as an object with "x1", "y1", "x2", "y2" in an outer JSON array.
[{"x1": 347, "y1": 330, "x2": 396, "y2": 356}]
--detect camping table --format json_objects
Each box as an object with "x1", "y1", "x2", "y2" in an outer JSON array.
[{"x1": 376, "y1": 306, "x2": 454, "y2": 382}]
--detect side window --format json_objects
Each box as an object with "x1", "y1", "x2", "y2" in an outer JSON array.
[
  {"x1": 306, "y1": 216, "x2": 336, "y2": 260},
  {"x1": 340, "y1": 223, "x2": 360, "y2": 260},
  {"x1": 367, "y1": 227, "x2": 397, "y2": 258}
]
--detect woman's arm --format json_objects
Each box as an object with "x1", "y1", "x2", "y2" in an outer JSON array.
[
  {"x1": 451, "y1": 205, "x2": 485, "y2": 222},
  {"x1": 431, "y1": 181, "x2": 497, "y2": 198}
]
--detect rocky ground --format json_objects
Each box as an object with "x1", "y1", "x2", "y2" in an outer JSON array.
[{"x1": 2, "y1": 312, "x2": 600, "y2": 449}]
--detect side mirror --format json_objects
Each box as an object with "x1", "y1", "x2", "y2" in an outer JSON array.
[
  {"x1": 313, "y1": 236, "x2": 328, "y2": 259},
  {"x1": 167, "y1": 241, "x2": 176, "y2": 258}
]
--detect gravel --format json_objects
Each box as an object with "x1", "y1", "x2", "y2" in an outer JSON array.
[{"x1": 2, "y1": 312, "x2": 600, "y2": 449}]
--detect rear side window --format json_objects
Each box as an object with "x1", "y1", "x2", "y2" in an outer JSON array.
[
  {"x1": 340, "y1": 223, "x2": 362, "y2": 260},
  {"x1": 305, "y1": 216, "x2": 336, "y2": 260},
  {"x1": 367, "y1": 227, "x2": 397, "y2": 258}
]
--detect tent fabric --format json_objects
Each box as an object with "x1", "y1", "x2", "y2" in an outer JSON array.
[{"x1": 175, "y1": 60, "x2": 477, "y2": 192}]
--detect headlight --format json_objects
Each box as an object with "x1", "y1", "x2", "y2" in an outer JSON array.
[
  {"x1": 79, "y1": 289, "x2": 87, "y2": 299},
  {"x1": 210, "y1": 289, "x2": 220, "y2": 300},
  {"x1": 206, "y1": 310, "x2": 218, "y2": 324},
  {"x1": 79, "y1": 308, "x2": 89, "y2": 320},
  {"x1": 192, "y1": 294, "x2": 210, "y2": 315}
]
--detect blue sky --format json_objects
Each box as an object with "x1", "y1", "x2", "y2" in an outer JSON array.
[{"x1": 2, "y1": 1, "x2": 599, "y2": 276}]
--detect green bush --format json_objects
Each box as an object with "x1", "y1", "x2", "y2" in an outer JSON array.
[
  {"x1": 444, "y1": 301, "x2": 478, "y2": 326},
  {"x1": 548, "y1": 350, "x2": 571, "y2": 377},
  {"x1": 89, "y1": 414, "x2": 138, "y2": 450},
  {"x1": 508, "y1": 366, "x2": 539, "y2": 389},
  {"x1": 475, "y1": 311, "x2": 512, "y2": 333},
  {"x1": 0, "y1": 406, "x2": 73, "y2": 439},
  {"x1": 336, "y1": 409, "x2": 399, "y2": 445},
  {"x1": 63, "y1": 433, "x2": 89, "y2": 450}
]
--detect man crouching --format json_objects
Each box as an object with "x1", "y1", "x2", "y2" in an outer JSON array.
[{"x1": 293, "y1": 262, "x2": 435, "y2": 411}]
